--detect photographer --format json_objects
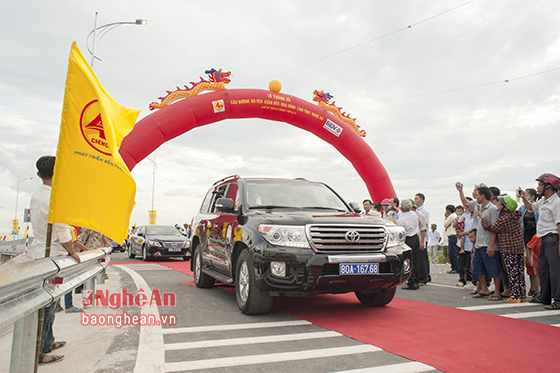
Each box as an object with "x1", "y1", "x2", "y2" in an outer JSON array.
[{"x1": 519, "y1": 173, "x2": 560, "y2": 309}]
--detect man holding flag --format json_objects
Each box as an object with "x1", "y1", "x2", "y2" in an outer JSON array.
[
  {"x1": 31, "y1": 42, "x2": 139, "y2": 366},
  {"x1": 29, "y1": 155, "x2": 79, "y2": 364}
]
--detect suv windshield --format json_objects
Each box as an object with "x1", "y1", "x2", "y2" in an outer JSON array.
[
  {"x1": 146, "y1": 226, "x2": 183, "y2": 236},
  {"x1": 246, "y1": 179, "x2": 349, "y2": 211}
]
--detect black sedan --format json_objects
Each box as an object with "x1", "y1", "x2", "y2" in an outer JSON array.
[{"x1": 127, "y1": 225, "x2": 191, "y2": 261}]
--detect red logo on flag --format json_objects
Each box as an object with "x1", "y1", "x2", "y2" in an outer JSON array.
[{"x1": 80, "y1": 100, "x2": 111, "y2": 156}]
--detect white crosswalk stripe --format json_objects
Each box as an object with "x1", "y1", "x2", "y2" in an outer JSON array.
[
  {"x1": 458, "y1": 300, "x2": 560, "y2": 321},
  {"x1": 162, "y1": 321, "x2": 437, "y2": 372},
  {"x1": 458, "y1": 302, "x2": 534, "y2": 311},
  {"x1": 165, "y1": 330, "x2": 341, "y2": 350},
  {"x1": 165, "y1": 345, "x2": 381, "y2": 372},
  {"x1": 163, "y1": 319, "x2": 310, "y2": 334},
  {"x1": 500, "y1": 309, "x2": 560, "y2": 319}
]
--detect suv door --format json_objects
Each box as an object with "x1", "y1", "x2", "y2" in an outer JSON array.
[
  {"x1": 197, "y1": 184, "x2": 228, "y2": 272},
  {"x1": 212, "y1": 182, "x2": 240, "y2": 275}
]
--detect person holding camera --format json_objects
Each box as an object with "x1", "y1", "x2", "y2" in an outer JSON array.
[
  {"x1": 519, "y1": 188, "x2": 540, "y2": 297},
  {"x1": 478, "y1": 195, "x2": 526, "y2": 303},
  {"x1": 443, "y1": 205, "x2": 459, "y2": 274},
  {"x1": 519, "y1": 173, "x2": 560, "y2": 309}
]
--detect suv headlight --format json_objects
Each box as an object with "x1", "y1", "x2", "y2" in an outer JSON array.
[
  {"x1": 385, "y1": 226, "x2": 405, "y2": 248},
  {"x1": 258, "y1": 225, "x2": 310, "y2": 248}
]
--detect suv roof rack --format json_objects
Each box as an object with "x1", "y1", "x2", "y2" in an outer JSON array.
[
  {"x1": 212, "y1": 174, "x2": 240, "y2": 186},
  {"x1": 294, "y1": 177, "x2": 307, "y2": 180}
]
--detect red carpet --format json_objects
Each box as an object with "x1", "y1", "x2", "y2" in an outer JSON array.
[
  {"x1": 273, "y1": 294, "x2": 559, "y2": 373},
  {"x1": 120, "y1": 260, "x2": 559, "y2": 372},
  {"x1": 157, "y1": 261, "x2": 194, "y2": 276}
]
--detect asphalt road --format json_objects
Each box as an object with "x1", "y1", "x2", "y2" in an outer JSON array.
[
  {"x1": 17, "y1": 250, "x2": 556, "y2": 373},
  {"x1": 98, "y1": 251, "x2": 559, "y2": 372}
]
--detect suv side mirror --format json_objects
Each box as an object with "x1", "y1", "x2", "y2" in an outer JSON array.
[
  {"x1": 216, "y1": 198, "x2": 235, "y2": 213},
  {"x1": 349, "y1": 202, "x2": 361, "y2": 213}
]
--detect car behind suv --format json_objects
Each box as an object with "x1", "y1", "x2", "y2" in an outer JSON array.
[
  {"x1": 127, "y1": 225, "x2": 191, "y2": 261},
  {"x1": 191, "y1": 175, "x2": 411, "y2": 314}
]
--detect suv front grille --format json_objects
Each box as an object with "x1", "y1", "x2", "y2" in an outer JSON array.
[{"x1": 307, "y1": 225, "x2": 386, "y2": 252}]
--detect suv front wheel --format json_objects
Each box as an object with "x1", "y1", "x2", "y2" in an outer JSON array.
[
  {"x1": 355, "y1": 287, "x2": 396, "y2": 307},
  {"x1": 235, "y1": 249, "x2": 272, "y2": 315}
]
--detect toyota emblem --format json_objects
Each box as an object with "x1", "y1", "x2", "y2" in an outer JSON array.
[{"x1": 345, "y1": 230, "x2": 360, "y2": 242}]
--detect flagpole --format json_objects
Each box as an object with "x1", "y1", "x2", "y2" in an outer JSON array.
[{"x1": 35, "y1": 223, "x2": 52, "y2": 371}]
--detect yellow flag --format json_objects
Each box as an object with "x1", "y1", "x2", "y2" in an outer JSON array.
[{"x1": 49, "y1": 42, "x2": 140, "y2": 243}]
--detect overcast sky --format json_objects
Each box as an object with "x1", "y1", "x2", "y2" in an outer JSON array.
[{"x1": 2, "y1": 0, "x2": 560, "y2": 238}]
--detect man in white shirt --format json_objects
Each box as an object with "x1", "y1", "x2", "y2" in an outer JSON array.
[
  {"x1": 428, "y1": 224, "x2": 442, "y2": 264},
  {"x1": 362, "y1": 199, "x2": 381, "y2": 217},
  {"x1": 30, "y1": 156, "x2": 80, "y2": 364},
  {"x1": 520, "y1": 173, "x2": 560, "y2": 309},
  {"x1": 412, "y1": 200, "x2": 428, "y2": 285},
  {"x1": 443, "y1": 205, "x2": 459, "y2": 274},
  {"x1": 415, "y1": 193, "x2": 431, "y2": 283},
  {"x1": 457, "y1": 205, "x2": 474, "y2": 286},
  {"x1": 396, "y1": 199, "x2": 420, "y2": 290}
]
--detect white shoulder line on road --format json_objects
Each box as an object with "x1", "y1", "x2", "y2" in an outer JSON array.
[
  {"x1": 120, "y1": 264, "x2": 170, "y2": 271},
  {"x1": 116, "y1": 265, "x2": 165, "y2": 373},
  {"x1": 165, "y1": 330, "x2": 341, "y2": 350},
  {"x1": 162, "y1": 319, "x2": 311, "y2": 334},
  {"x1": 332, "y1": 361, "x2": 435, "y2": 373},
  {"x1": 500, "y1": 310, "x2": 560, "y2": 319},
  {"x1": 458, "y1": 303, "x2": 535, "y2": 311},
  {"x1": 552, "y1": 324, "x2": 560, "y2": 327},
  {"x1": 165, "y1": 345, "x2": 381, "y2": 372}
]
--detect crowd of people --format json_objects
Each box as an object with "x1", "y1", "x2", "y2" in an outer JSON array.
[
  {"x1": 361, "y1": 173, "x2": 560, "y2": 310},
  {"x1": 28, "y1": 152, "x2": 560, "y2": 364}
]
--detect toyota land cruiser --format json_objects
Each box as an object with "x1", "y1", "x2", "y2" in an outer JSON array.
[{"x1": 190, "y1": 175, "x2": 411, "y2": 314}]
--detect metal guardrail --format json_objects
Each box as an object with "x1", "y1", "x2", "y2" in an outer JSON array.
[
  {"x1": 0, "y1": 238, "x2": 34, "y2": 261},
  {"x1": 0, "y1": 247, "x2": 112, "y2": 372}
]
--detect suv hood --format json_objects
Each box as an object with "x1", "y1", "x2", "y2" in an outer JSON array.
[{"x1": 247, "y1": 210, "x2": 389, "y2": 226}]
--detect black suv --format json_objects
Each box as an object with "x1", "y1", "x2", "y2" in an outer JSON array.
[{"x1": 191, "y1": 176, "x2": 411, "y2": 314}]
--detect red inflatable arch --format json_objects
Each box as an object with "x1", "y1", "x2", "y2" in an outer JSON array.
[{"x1": 119, "y1": 89, "x2": 396, "y2": 202}]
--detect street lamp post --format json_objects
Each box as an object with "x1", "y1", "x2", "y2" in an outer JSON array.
[
  {"x1": 86, "y1": 12, "x2": 148, "y2": 67},
  {"x1": 14, "y1": 177, "x2": 32, "y2": 239}
]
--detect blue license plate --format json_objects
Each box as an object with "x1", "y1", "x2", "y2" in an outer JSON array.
[
  {"x1": 168, "y1": 248, "x2": 182, "y2": 252},
  {"x1": 339, "y1": 263, "x2": 379, "y2": 275}
]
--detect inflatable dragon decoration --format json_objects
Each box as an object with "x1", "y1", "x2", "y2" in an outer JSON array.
[
  {"x1": 149, "y1": 68, "x2": 232, "y2": 110},
  {"x1": 312, "y1": 90, "x2": 366, "y2": 137}
]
